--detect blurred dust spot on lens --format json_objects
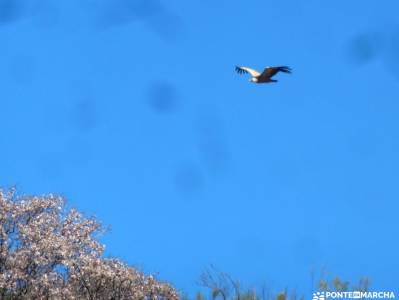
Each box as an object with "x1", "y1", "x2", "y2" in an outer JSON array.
[
  {"x1": 347, "y1": 33, "x2": 381, "y2": 65},
  {"x1": 174, "y1": 165, "x2": 204, "y2": 194},
  {"x1": 0, "y1": 0, "x2": 21, "y2": 25},
  {"x1": 147, "y1": 81, "x2": 179, "y2": 113}
]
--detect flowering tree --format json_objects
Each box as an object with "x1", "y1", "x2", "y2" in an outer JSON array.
[{"x1": 0, "y1": 189, "x2": 178, "y2": 300}]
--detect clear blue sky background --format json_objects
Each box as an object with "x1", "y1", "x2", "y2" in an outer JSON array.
[{"x1": 1, "y1": 0, "x2": 399, "y2": 296}]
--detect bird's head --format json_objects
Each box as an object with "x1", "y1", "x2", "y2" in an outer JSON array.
[{"x1": 250, "y1": 77, "x2": 258, "y2": 83}]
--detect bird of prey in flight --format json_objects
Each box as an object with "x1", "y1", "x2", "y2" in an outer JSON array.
[{"x1": 235, "y1": 66, "x2": 292, "y2": 83}]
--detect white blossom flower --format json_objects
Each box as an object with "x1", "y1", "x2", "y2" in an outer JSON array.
[{"x1": 0, "y1": 189, "x2": 178, "y2": 300}]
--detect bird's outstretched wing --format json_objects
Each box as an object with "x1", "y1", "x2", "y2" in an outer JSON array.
[
  {"x1": 235, "y1": 66, "x2": 261, "y2": 77},
  {"x1": 261, "y1": 66, "x2": 292, "y2": 78}
]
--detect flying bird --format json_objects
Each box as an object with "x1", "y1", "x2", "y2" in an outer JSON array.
[{"x1": 235, "y1": 66, "x2": 292, "y2": 83}]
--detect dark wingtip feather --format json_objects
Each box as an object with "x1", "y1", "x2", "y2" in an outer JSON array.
[
  {"x1": 279, "y1": 66, "x2": 292, "y2": 73},
  {"x1": 235, "y1": 66, "x2": 245, "y2": 74}
]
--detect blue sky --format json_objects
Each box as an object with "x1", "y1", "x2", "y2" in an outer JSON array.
[{"x1": 1, "y1": 0, "x2": 399, "y2": 296}]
